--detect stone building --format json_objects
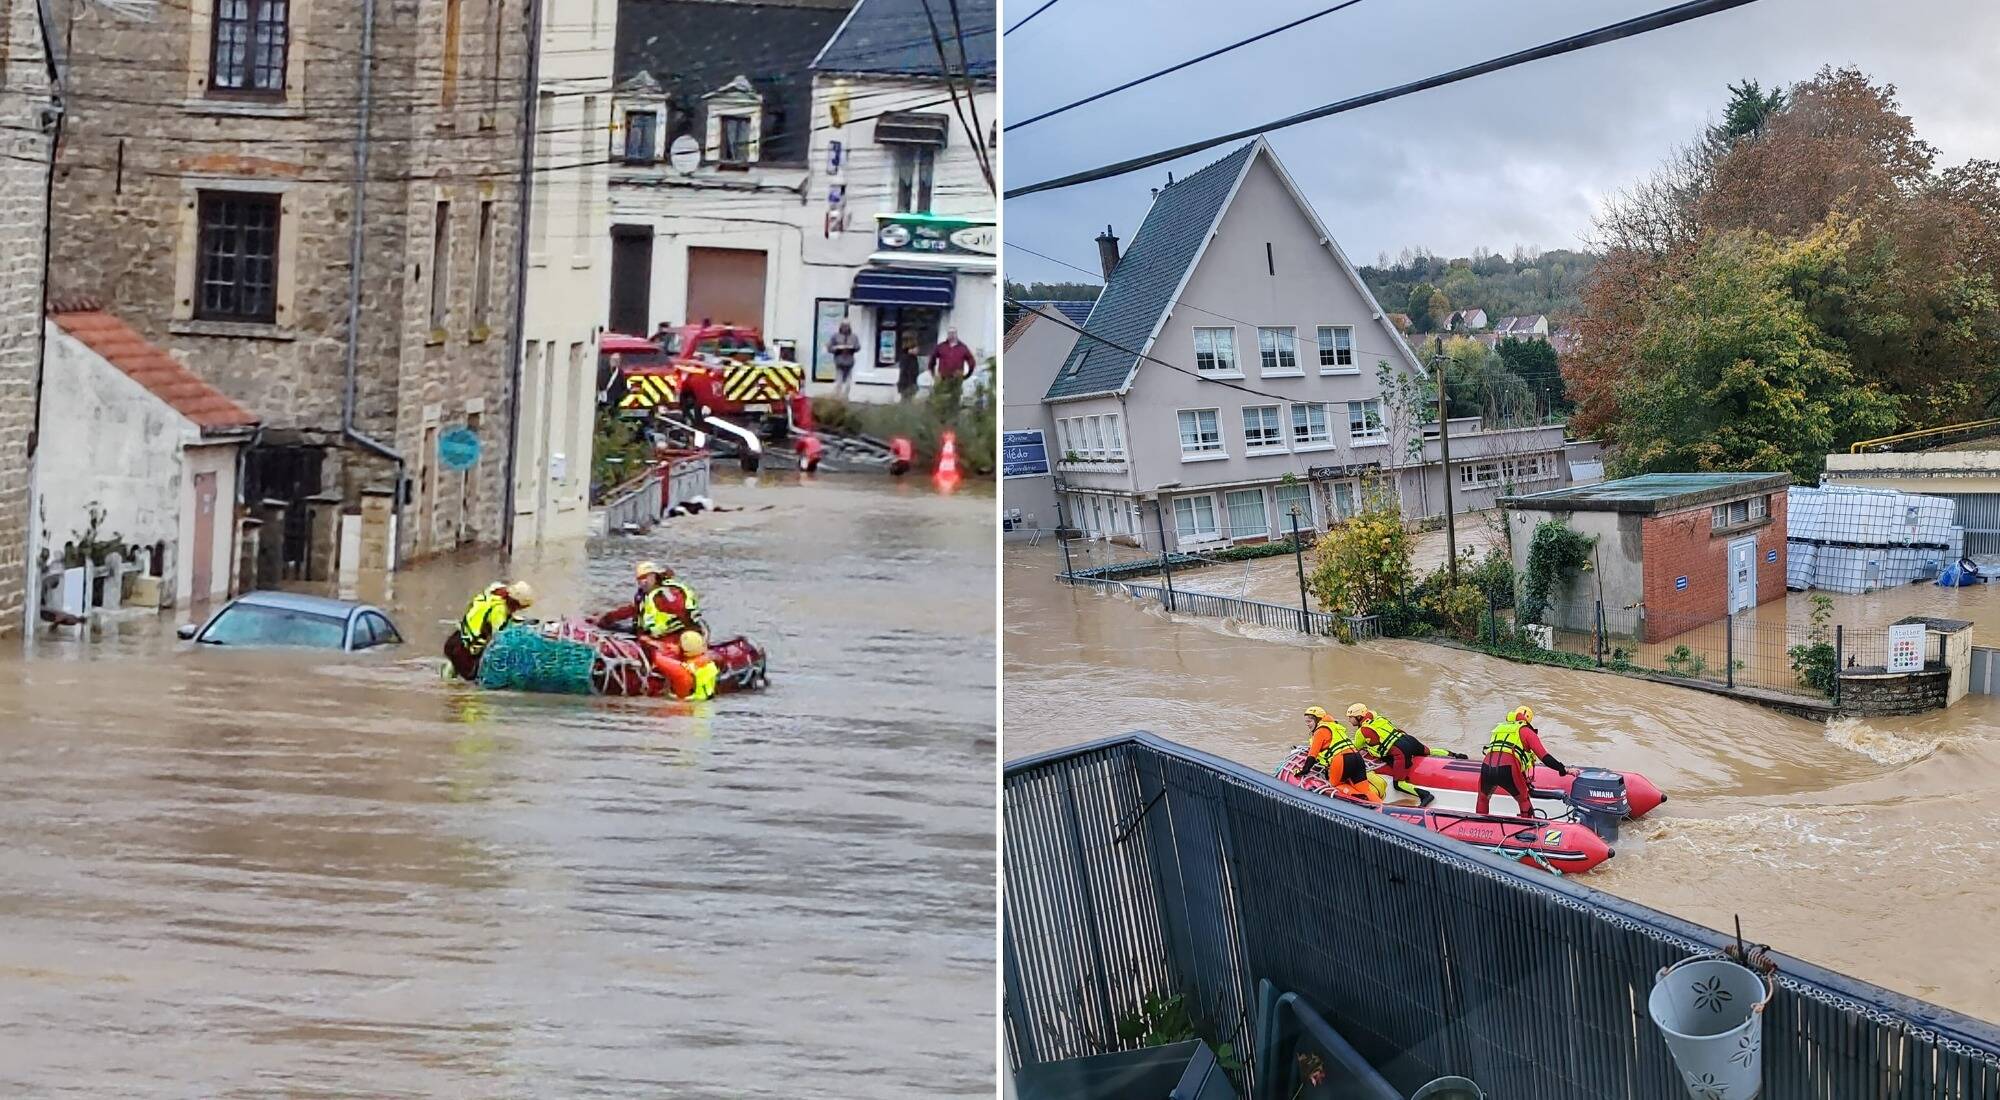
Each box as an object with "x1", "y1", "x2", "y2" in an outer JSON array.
[
  {"x1": 1, "y1": 0, "x2": 61, "y2": 631},
  {"x1": 44, "y1": 0, "x2": 532, "y2": 573}
]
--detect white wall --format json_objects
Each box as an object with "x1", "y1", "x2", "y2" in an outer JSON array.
[
  {"x1": 515, "y1": 0, "x2": 614, "y2": 545},
  {"x1": 803, "y1": 75, "x2": 997, "y2": 399},
  {"x1": 39, "y1": 326, "x2": 210, "y2": 604}
]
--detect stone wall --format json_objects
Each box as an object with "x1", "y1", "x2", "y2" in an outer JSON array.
[
  {"x1": 0, "y1": 0, "x2": 57, "y2": 633},
  {"x1": 47, "y1": 0, "x2": 529, "y2": 563},
  {"x1": 1837, "y1": 666, "x2": 1950, "y2": 717}
]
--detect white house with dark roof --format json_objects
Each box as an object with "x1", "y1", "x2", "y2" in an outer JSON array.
[{"x1": 1037, "y1": 138, "x2": 1571, "y2": 549}]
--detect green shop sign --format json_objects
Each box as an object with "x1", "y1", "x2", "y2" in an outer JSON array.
[{"x1": 874, "y1": 213, "x2": 995, "y2": 260}]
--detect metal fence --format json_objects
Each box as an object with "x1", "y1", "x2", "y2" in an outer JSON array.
[
  {"x1": 1004, "y1": 733, "x2": 2000, "y2": 1099},
  {"x1": 1062, "y1": 574, "x2": 1341, "y2": 636}
]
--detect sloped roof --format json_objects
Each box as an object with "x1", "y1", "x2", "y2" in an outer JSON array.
[
  {"x1": 617, "y1": 1, "x2": 856, "y2": 165},
  {"x1": 1003, "y1": 301, "x2": 1092, "y2": 351},
  {"x1": 49, "y1": 299, "x2": 258, "y2": 433},
  {"x1": 1017, "y1": 299, "x2": 1093, "y2": 326},
  {"x1": 1042, "y1": 142, "x2": 1254, "y2": 401},
  {"x1": 811, "y1": 0, "x2": 995, "y2": 78}
]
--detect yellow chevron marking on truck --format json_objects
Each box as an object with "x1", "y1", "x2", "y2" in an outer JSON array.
[
  {"x1": 719, "y1": 362, "x2": 803, "y2": 403},
  {"x1": 618, "y1": 372, "x2": 680, "y2": 410}
]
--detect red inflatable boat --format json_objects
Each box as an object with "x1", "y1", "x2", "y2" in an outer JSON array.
[
  {"x1": 1401, "y1": 756, "x2": 1666, "y2": 818},
  {"x1": 1274, "y1": 749, "x2": 1615, "y2": 874}
]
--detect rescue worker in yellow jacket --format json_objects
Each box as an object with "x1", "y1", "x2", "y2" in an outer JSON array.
[
  {"x1": 444, "y1": 581, "x2": 535, "y2": 680},
  {"x1": 1346, "y1": 703, "x2": 1468, "y2": 807},
  {"x1": 1297, "y1": 706, "x2": 1381, "y2": 803},
  {"x1": 1477, "y1": 705, "x2": 1569, "y2": 818},
  {"x1": 681, "y1": 630, "x2": 720, "y2": 701}
]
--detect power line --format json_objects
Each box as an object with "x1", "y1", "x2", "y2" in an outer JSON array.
[
  {"x1": 1002, "y1": 0, "x2": 1064, "y2": 36},
  {"x1": 1004, "y1": 0, "x2": 1764, "y2": 199},
  {"x1": 1005, "y1": 0, "x2": 1371, "y2": 133}
]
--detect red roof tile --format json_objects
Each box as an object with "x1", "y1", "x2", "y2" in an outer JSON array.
[{"x1": 49, "y1": 301, "x2": 258, "y2": 433}]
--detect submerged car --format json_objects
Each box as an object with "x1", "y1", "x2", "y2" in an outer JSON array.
[{"x1": 177, "y1": 591, "x2": 404, "y2": 652}]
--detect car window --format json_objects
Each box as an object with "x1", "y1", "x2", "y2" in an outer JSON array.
[
  {"x1": 200, "y1": 604, "x2": 348, "y2": 649},
  {"x1": 660, "y1": 332, "x2": 681, "y2": 356},
  {"x1": 361, "y1": 613, "x2": 401, "y2": 647}
]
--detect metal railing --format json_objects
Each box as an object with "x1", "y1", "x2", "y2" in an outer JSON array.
[
  {"x1": 1064, "y1": 574, "x2": 1340, "y2": 636},
  {"x1": 597, "y1": 453, "x2": 710, "y2": 534},
  {"x1": 1005, "y1": 733, "x2": 2000, "y2": 1099},
  {"x1": 1849, "y1": 417, "x2": 2000, "y2": 454}
]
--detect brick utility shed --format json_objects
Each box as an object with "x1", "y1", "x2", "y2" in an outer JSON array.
[{"x1": 1500, "y1": 472, "x2": 1790, "y2": 643}]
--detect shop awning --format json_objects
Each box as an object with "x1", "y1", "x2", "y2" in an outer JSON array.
[{"x1": 851, "y1": 269, "x2": 956, "y2": 308}]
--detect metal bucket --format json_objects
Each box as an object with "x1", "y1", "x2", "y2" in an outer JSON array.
[
  {"x1": 1648, "y1": 955, "x2": 1773, "y2": 1099},
  {"x1": 1409, "y1": 1076, "x2": 1483, "y2": 1100}
]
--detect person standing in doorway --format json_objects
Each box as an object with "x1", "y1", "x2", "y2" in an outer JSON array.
[
  {"x1": 827, "y1": 319, "x2": 860, "y2": 399},
  {"x1": 896, "y1": 337, "x2": 922, "y2": 402},
  {"x1": 928, "y1": 326, "x2": 975, "y2": 406}
]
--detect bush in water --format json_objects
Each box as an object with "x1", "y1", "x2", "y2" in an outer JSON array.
[{"x1": 1307, "y1": 508, "x2": 1413, "y2": 617}]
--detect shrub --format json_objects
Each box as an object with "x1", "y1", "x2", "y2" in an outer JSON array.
[
  {"x1": 1788, "y1": 593, "x2": 1839, "y2": 694},
  {"x1": 1520, "y1": 520, "x2": 1596, "y2": 624},
  {"x1": 1307, "y1": 508, "x2": 1413, "y2": 616}
]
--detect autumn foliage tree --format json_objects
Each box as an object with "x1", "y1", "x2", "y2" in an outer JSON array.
[{"x1": 1567, "y1": 67, "x2": 2000, "y2": 473}]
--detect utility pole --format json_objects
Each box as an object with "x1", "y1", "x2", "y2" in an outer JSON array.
[
  {"x1": 1435, "y1": 337, "x2": 1458, "y2": 585},
  {"x1": 1289, "y1": 507, "x2": 1310, "y2": 632},
  {"x1": 1154, "y1": 499, "x2": 1176, "y2": 612}
]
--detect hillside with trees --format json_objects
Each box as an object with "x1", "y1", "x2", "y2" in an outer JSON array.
[
  {"x1": 1565, "y1": 69, "x2": 2000, "y2": 482},
  {"x1": 1359, "y1": 247, "x2": 1599, "y2": 333}
]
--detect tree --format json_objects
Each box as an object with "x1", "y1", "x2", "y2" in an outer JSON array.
[
  {"x1": 1570, "y1": 68, "x2": 2000, "y2": 447},
  {"x1": 1496, "y1": 336, "x2": 1565, "y2": 414},
  {"x1": 1708, "y1": 78, "x2": 1786, "y2": 149},
  {"x1": 1406, "y1": 284, "x2": 1439, "y2": 333},
  {"x1": 1606, "y1": 225, "x2": 1898, "y2": 483}
]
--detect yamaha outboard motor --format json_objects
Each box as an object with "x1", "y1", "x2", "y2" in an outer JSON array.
[{"x1": 1564, "y1": 768, "x2": 1629, "y2": 843}]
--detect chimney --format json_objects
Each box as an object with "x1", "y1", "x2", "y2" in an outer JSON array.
[{"x1": 1095, "y1": 225, "x2": 1121, "y2": 280}]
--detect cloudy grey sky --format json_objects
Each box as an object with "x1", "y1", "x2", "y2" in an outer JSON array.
[{"x1": 1000, "y1": 0, "x2": 2000, "y2": 285}]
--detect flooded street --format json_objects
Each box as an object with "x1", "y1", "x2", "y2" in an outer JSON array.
[
  {"x1": 0, "y1": 476, "x2": 995, "y2": 1097},
  {"x1": 1004, "y1": 543, "x2": 2000, "y2": 1022}
]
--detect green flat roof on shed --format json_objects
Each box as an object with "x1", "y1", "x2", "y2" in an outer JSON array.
[{"x1": 1501, "y1": 472, "x2": 1791, "y2": 514}]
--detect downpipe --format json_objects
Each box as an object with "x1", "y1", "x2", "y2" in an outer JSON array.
[
  {"x1": 340, "y1": 0, "x2": 405, "y2": 569},
  {"x1": 499, "y1": 0, "x2": 544, "y2": 553}
]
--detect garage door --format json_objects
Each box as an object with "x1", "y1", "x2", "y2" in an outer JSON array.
[{"x1": 686, "y1": 247, "x2": 767, "y2": 330}]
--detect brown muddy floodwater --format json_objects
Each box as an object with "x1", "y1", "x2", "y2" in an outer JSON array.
[
  {"x1": 0, "y1": 475, "x2": 995, "y2": 1097},
  {"x1": 1005, "y1": 542, "x2": 2000, "y2": 1024}
]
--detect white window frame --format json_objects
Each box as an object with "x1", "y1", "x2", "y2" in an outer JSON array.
[
  {"x1": 1290, "y1": 402, "x2": 1333, "y2": 450},
  {"x1": 1193, "y1": 327, "x2": 1240, "y2": 376},
  {"x1": 1347, "y1": 399, "x2": 1386, "y2": 446},
  {"x1": 1178, "y1": 408, "x2": 1225, "y2": 461},
  {"x1": 1258, "y1": 326, "x2": 1300, "y2": 376},
  {"x1": 1274, "y1": 481, "x2": 1315, "y2": 530},
  {"x1": 1223, "y1": 488, "x2": 1270, "y2": 541},
  {"x1": 1317, "y1": 324, "x2": 1356, "y2": 373},
  {"x1": 1103, "y1": 413, "x2": 1125, "y2": 458},
  {"x1": 1173, "y1": 494, "x2": 1221, "y2": 543},
  {"x1": 1084, "y1": 415, "x2": 1104, "y2": 458},
  {"x1": 1459, "y1": 461, "x2": 1503, "y2": 489},
  {"x1": 1241, "y1": 404, "x2": 1285, "y2": 452}
]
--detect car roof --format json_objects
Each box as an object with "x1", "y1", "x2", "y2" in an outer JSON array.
[{"x1": 231, "y1": 591, "x2": 371, "y2": 617}]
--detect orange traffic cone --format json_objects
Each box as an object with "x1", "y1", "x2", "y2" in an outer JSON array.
[{"x1": 935, "y1": 430, "x2": 960, "y2": 485}]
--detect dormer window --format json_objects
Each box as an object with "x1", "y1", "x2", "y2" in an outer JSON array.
[
  {"x1": 719, "y1": 115, "x2": 752, "y2": 163},
  {"x1": 875, "y1": 111, "x2": 949, "y2": 215},
  {"x1": 624, "y1": 110, "x2": 659, "y2": 163},
  {"x1": 702, "y1": 75, "x2": 763, "y2": 165}
]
